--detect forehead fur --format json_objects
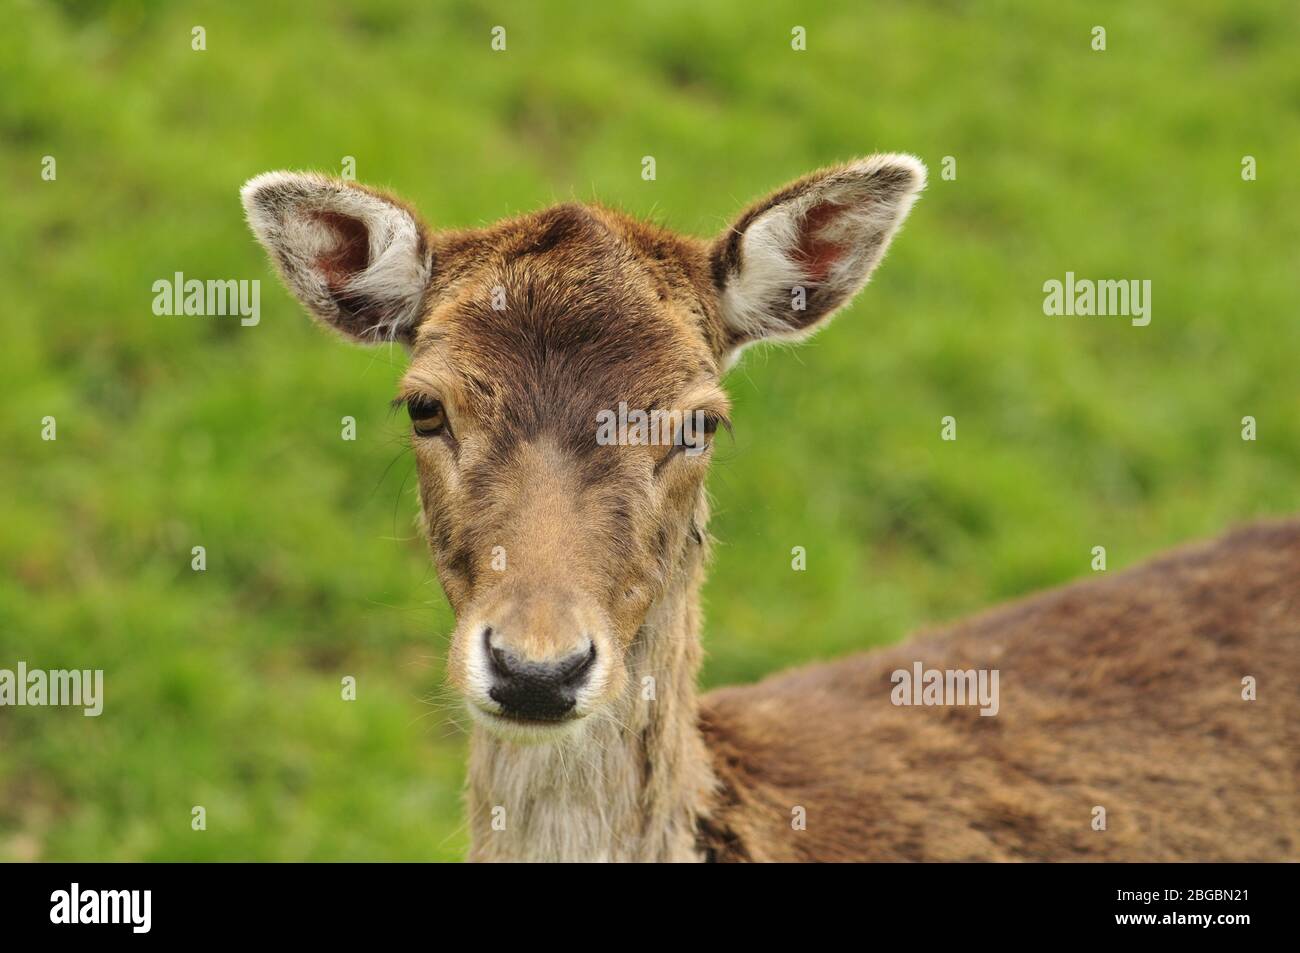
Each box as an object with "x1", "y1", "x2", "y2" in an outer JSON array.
[{"x1": 409, "y1": 203, "x2": 722, "y2": 455}]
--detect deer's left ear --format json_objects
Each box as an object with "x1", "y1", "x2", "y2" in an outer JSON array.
[
  {"x1": 241, "y1": 171, "x2": 433, "y2": 344},
  {"x1": 710, "y1": 154, "x2": 925, "y2": 362}
]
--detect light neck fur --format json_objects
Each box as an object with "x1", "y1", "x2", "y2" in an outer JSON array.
[{"x1": 465, "y1": 548, "x2": 715, "y2": 862}]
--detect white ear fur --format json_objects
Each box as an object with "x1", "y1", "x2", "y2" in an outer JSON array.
[
  {"x1": 240, "y1": 171, "x2": 432, "y2": 342},
  {"x1": 715, "y1": 153, "x2": 926, "y2": 359}
]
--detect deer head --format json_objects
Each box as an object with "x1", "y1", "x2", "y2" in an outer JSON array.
[{"x1": 242, "y1": 156, "x2": 924, "y2": 743}]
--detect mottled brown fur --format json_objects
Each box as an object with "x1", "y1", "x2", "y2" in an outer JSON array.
[{"x1": 700, "y1": 520, "x2": 1300, "y2": 861}]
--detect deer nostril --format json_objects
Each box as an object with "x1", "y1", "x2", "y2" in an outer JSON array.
[
  {"x1": 484, "y1": 628, "x2": 595, "y2": 683},
  {"x1": 484, "y1": 627, "x2": 517, "y2": 679},
  {"x1": 559, "y1": 641, "x2": 597, "y2": 685}
]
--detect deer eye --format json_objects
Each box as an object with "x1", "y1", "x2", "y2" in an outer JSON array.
[
  {"x1": 407, "y1": 397, "x2": 447, "y2": 437},
  {"x1": 676, "y1": 411, "x2": 723, "y2": 455}
]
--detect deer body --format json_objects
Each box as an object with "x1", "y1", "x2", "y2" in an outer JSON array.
[
  {"x1": 242, "y1": 157, "x2": 1298, "y2": 862},
  {"x1": 699, "y1": 519, "x2": 1300, "y2": 861}
]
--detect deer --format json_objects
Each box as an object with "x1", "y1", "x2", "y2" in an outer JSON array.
[{"x1": 241, "y1": 155, "x2": 1299, "y2": 862}]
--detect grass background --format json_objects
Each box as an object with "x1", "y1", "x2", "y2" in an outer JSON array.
[{"x1": 2, "y1": 0, "x2": 1297, "y2": 860}]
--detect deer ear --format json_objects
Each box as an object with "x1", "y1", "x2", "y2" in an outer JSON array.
[
  {"x1": 240, "y1": 171, "x2": 433, "y2": 344},
  {"x1": 710, "y1": 154, "x2": 925, "y2": 362}
]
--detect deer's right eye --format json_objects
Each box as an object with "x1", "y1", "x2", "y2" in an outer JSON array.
[{"x1": 408, "y1": 397, "x2": 447, "y2": 437}]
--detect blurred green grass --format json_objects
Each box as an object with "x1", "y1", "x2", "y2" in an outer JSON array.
[{"x1": 2, "y1": 0, "x2": 1297, "y2": 860}]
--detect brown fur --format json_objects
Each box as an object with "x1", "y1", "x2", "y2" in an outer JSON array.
[
  {"x1": 700, "y1": 520, "x2": 1300, "y2": 861},
  {"x1": 242, "y1": 160, "x2": 1299, "y2": 862}
]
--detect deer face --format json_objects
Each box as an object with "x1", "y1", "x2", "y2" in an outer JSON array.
[
  {"x1": 394, "y1": 208, "x2": 731, "y2": 739},
  {"x1": 242, "y1": 156, "x2": 924, "y2": 741}
]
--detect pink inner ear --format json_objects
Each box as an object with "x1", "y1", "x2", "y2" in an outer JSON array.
[
  {"x1": 794, "y1": 201, "x2": 851, "y2": 283},
  {"x1": 312, "y1": 211, "x2": 370, "y2": 292}
]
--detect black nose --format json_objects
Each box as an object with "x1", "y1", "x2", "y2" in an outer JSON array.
[{"x1": 485, "y1": 628, "x2": 597, "y2": 722}]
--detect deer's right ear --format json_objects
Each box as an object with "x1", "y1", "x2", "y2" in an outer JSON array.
[{"x1": 240, "y1": 172, "x2": 433, "y2": 344}]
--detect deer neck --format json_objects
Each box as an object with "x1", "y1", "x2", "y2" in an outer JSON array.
[{"x1": 465, "y1": 540, "x2": 715, "y2": 862}]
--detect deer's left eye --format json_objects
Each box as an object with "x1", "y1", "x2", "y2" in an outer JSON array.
[
  {"x1": 408, "y1": 397, "x2": 447, "y2": 437},
  {"x1": 676, "y1": 411, "x2": 722, "y2": 456}
]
